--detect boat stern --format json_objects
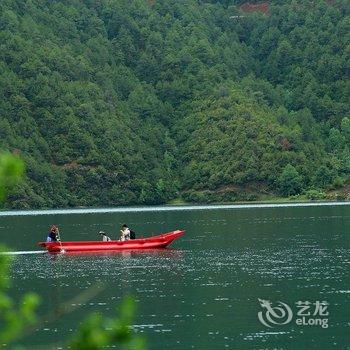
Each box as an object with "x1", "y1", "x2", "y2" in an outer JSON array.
[{"x1": 37, "y1": 241, "x2": 62, "y2": 252}]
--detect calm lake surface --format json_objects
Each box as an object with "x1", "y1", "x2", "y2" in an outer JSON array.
[{"x1": 1, "y1": 203, "x2": 349, "y2": 349}]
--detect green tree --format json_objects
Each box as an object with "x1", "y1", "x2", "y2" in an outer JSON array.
[
  {"x1": 341, "y1": 117, "x2": 350, "y2": 142},
  {"x1": 313, "y1": 165, "x2": 335, "y2": 189},
  {"x1": 0, "y1": 153, "x2": 24, "y2": 202},
  {"x1": 278, "y1": 164, "x2": 303, "y2": 196}
]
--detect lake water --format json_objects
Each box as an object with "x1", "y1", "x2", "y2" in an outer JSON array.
[{"x1": 1, "y1": 203, "x2": 349, "y2": 349}]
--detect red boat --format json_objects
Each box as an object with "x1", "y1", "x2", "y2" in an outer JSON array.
[{"x1": 38, "y1": 230, "x2": 185, "y2": 253}]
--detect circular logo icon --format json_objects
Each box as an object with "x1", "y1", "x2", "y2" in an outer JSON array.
[{"x1": 258, "y1": 298, "x2": 293, "y2": 327}]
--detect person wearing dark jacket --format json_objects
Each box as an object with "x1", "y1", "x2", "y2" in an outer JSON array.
[
  {"x1": 119, "y1": 224, "x2": 136, "y2": 240},
  {"x1": 46, "y1": 225, "x2": 59, "y2": 242}
]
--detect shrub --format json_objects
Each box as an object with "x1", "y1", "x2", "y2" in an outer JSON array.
[
  {"x1": 278, "y1": 164, "x2": 303, "y2": 196},
  {"x1": 305, "y1": 189, "x2": 326, "y2": 200}
]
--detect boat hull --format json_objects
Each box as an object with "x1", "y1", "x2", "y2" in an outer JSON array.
[{"x1": 38, "y1": 230, "x2": 184, "y2": 253}]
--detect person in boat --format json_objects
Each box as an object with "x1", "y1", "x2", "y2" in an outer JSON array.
[
  {"x1": 46, "y1": 225, "x2": 59, "y2": 242},
  {"x1": 120, "y1": 224, "x2": 130, "y2": 241},
  {"x1": 99, "y1": 231, "x2": 112, "y2": 242}
]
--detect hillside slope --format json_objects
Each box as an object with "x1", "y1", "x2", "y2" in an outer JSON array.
[{"x1": 0, "y1": 0, "x2": 349, "y2": 208}]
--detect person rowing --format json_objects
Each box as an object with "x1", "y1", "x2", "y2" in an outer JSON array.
[
  {"x1": 120, "y1": 224, "x2": 130, "y2": 241},
  {"x1": 119, "y1": 224, "x2": 136, "y2": 241},
  {"x1": 46, "y1": 225, "x2": 60, "y2": 242},
  {"x1": 99, "y1": 231, "x2": 112, "y2": 241}
]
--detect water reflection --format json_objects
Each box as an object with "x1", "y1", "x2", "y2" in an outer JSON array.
[
  {"x1": 49, "y1": 248, "x2": 183, "y2": 259},
  {"x1": 5, "y1": 205, "x2": 350, "y2": 349}
]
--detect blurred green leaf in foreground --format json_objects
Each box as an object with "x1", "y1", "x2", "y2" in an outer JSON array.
[
  {"x1": 0, "y1": 152, "x2": 146, "y2": 349},
  {"x1": 69, "y1": 297, "x2": 146, "y2": 350}
]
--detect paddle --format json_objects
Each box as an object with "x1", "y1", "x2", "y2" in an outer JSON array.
[{"x1": 56, "y1": 228, "x2": 65, "y2": 253}]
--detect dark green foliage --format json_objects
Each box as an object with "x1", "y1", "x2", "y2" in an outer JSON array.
[
  {"x1": 278, "y1": 164, "x2": 303, "y2": 196},
  {"x1": 0, "y1": 153, "x2": 38, "y2": 345},
  {"x1": 0, "y1": 0, "x2": 349, "y2": 207},
  {"x1": 0, "y1": 152, "x2": 24, "y2": 201},
  {"x1": 305, "y1": 189, "x2": 326, "y2": 200},
  {"x1": 313, "y1": 165, "x2": 336, "y2": 189},
  {"x1": 69, "y1": 297, "x2": 145, "y2": 350},
  {"x1": 0, "y1": 247, "x2": 40, "y2": 345},
  {"x1": 0, "y1": 152, "x2": 145, "y2": 350}
]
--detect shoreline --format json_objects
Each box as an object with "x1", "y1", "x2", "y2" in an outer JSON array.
[{"x1": 0, "y1": 200, "x2": 349, "y2": 217}]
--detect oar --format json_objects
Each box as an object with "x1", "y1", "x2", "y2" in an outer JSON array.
[{"x1": 56, "y1": 228, "x2": 65, "y2": 253}]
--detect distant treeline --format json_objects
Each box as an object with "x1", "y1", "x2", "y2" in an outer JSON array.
[{"x1": 0, "y1": 0, "x2": 349, "y2": 208}]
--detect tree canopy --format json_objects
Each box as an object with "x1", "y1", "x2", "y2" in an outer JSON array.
[{"x1": 0, "y1": 0, "x2": 349, "y2": 208}]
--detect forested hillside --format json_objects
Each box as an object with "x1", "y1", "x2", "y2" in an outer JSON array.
[{"x1": 0, "y1": 0, "x2": 349, "y2": 208}]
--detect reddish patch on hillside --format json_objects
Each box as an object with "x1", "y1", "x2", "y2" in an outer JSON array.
[
  {"x1": 240, "y1": 2, "x2": 270, "y2": 14},
  {"x1": 279, "y1": 138, "x2": 292, "y2": 151},
  {"x1": 61, "y1": 161, "x2": 78, "y2": 169}
]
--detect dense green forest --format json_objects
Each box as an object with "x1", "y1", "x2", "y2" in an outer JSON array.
[{"x1": 0, "y1": 0, "x2": 349, "y2": 208}]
